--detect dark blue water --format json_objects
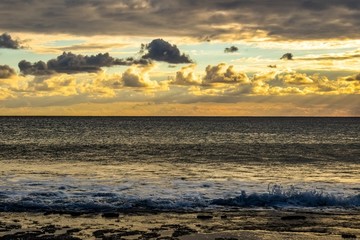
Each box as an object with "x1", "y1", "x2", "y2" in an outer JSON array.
[{"x1": 0, "y1": 117, "x2": 359, "y2": 163}]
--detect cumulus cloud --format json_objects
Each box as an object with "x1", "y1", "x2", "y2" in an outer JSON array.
[
  {"x1": 140, "y1": 39, "x2": 193, "y2": 64},
  {"x1": 203, "y1": 63, "x2": 249, "y2": 85},
  {"x1": 0, "y1": 87, "x2": 15, "y2": 100},
  {"x1": 122, "y1": 65, "x2": 160, "y2": 88},
  {"x1": 345, "y1": 73, "x2": 360, "y2": 81},
  {"x1": 0, "y1": 33, "x2": 23, "y2": 49},
  {"x1": 19, "y1": 52, "x2": 151, "y2": 75},
  {"x1": 170, "y1": 63, "x2": 250, "y2": 88},
  {"x1": 171, "y1": 64, "x2": 202, "y2": 86},
  {"x1": 224, "y1": 46, "x2": 238, "y2": 53},
  {"x1": 280, "y1": 53, "x2": 293, "y2": 60},
  {"x1": 249, "y1": 71, "x2": 360, "y2": 96},
  {"x1": 0, "y1": 65, "x2": 16, "y2": 79},
  {"x1": 14, "y1": 64, "x2": 168, "y2": 99},
  {"x1": 26, "y1": 75, "x2": 78, "y2": 96},
  {"x1": 279, "y1": 72, "x2": 314, "y2": 85}
]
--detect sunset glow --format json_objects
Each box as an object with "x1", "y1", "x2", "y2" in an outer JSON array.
[{"x1": 0, "y1": 0, "x2": 359, "y2": 116}]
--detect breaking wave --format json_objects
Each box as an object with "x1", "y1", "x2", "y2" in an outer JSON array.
[{"x1": 1, "y1": 185, "x2": 359, "y2": 213}]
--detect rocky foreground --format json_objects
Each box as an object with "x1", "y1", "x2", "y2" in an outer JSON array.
[{"x1": 0, "y1": 209, "x2": 359, "y2": 239}]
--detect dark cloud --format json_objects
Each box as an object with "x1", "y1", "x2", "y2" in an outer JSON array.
[
  {"x1": 1, "y1": 0, "x2": 357, "y2": 40},
  {"x1": 280, "y1": 53, "x2": 293, "y2": 60},
  {"x1": 301, "y1": 0, "x2": 328, "y2": 11},
  {"x1": 0, "y1": 33, "x2": 23, "y2": 49},
  {"x1": 19, "y1": 52, "x2": 151, "y2": 75},
  {"x1": 224, "y1": 46, "x2": 238, "y2": 53},
  {"x1": 0, "y1": 65, "x2": 16, "y2": 78},
  {"x1": 140, "y1": 39, "x2": 193, "y2": 64},
  {"x1": 345, "y1": 73, "x2": 360, "y2": 81}
]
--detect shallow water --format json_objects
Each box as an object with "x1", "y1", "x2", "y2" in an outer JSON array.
[{"x1": 0, "y1": 117, "x2": 359, "y2": 212}]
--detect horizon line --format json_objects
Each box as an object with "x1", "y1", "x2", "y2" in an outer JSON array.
[{"x1": 0, "y1": 115, "x2": 358, "y2": 118}]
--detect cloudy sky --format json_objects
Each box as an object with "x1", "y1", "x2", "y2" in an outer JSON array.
[{"x1": 0, "y1": 0, "x2": 359, "y2": 116}]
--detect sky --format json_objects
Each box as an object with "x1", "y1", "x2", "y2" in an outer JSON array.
[{"x1": 0, "y1": 0, "x2": 359, "y2": 116}]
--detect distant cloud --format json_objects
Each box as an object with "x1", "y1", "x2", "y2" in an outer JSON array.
[
  {"x1": 279, "y1": 72, "x2": 314, "y2": 85},
  {"x1": 171, "y1": 64, "x2": 202, "y2": 85},
  {"x1": 224, "y1": 46, "x2": 238, "y2": 53},
  {"x1": 55, "y1": 43, "x2": 129, "y2": 52},
  {"x1": 345, "y1": 73, "x2": 360, "y2": 81},
  {"x1": 280, "y1": 53, "x2": 293, "y2": 60},
  {"x1": 250, "y1": 71, "x2": 360, "y2": 96},
  {"x1": 267, "y1": 65, "x2": 277, "y2": 68},
  {"x1": 170, "y1": 63, "x2": 250, "y2": 86},
  {"x1": 19, "y1": 52, "x2": 151, "y2": 75},
  {"x1": 203, "y1": 63, "x2": 249, "y2": 85},
  {"x1": 0, "y1": 33, "x2": 23, "y2": 49},
  {"x1": 0, "y1": 65, "x2": 16, "y2": 78},
  {"x1": 27, "y1": 75, "x2": 77, "y2": 96},
  {"x1": 296, "y1": 51, "x2": 360, "y2": 61},
  {"x1": 168, "y1": 63, "x2": 359, "y2": 97},
  {"x1": 122, "y1": 66, "x2": 159, "y2": 88},
  {"x1": 140, "y1": 39, "x2": 193, "y2": 64}
]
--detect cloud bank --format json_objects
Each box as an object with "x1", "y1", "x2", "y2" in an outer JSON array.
[
  {"x1": 0, "y1": 0, "x2": 359, "y2": 41},
  {"x1": 18, "y1": 52, "x2": 151, "y2": 75}
]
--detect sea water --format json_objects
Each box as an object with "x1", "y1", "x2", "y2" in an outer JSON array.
[{"x1": 0, "y1": 117, "x2": 359, "y2": 213}]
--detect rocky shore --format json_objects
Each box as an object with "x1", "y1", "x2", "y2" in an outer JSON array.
[{"x1": 0, "y1": 209, "x2": 359, "y2": 239}]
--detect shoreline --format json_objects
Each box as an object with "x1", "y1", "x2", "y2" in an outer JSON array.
[{"x1": 1, "y1": 209, "x2": 359, "y2": 239}]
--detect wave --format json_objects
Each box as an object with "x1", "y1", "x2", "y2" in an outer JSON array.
[
  {"x1": 0, "y1": 185, "x2": 359, "y2": 213},
  {"x1": 211, "y1": 185, "x2": 360, "y2": 208}
]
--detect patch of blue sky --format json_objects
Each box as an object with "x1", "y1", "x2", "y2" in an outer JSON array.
[
  {"x1": 180, "y1": 42, "x2": 359, "y2": 65},
  {"x1": 0, "y1": 49, "x2": 55, "y2": 71}
]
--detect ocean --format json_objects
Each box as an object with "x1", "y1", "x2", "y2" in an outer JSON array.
[{"x1": 0, "y1": 117, "x2": 359, "y2": 213}]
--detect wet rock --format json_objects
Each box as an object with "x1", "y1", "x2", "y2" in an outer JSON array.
[
  {"x1": 66, "y1": 228, "x2": 81, "y2": 234},
  {"x1": 93, "y1": 229, "x2": 144, "y2": 239},
  {"x1": 141, "y1": 231, "x2": 160, "y2": 238},
  {"x1": 0, "y1": 230, "x2": 42, "y2": 240},
  {"x1": 69, "y1": 212, "x2": 82, "y2": 217},
  {"x1": 41, "y1": 224, "x2": 57, "y2": 233},
  {"x1": 101, "y1": 212, "x2": 119, "y2": 218},
  {"x1": 341, "y1": 233, "x2": 357, "y2": 239},
  {"x1": 197, "y1": 214, "x2": 213, "y2": 220},
  {"x1": 0, "y1": 223, "x2": 22, "y2": 231},
  {"x1": 93, "y1": 229, "x2": 116, "y2": 238},
  {"x1": 281, "y1": 215, "x2": 306, "y2": 221},
  {"x1": 172, "y1": 225, "x2": 197, "y2": 237},
  {"x1": 40, "y1": 235, "x2": 82, "y2": 239},
  {"x1": 215, "y1": 238, "x2": 239, "y2": 240}
]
